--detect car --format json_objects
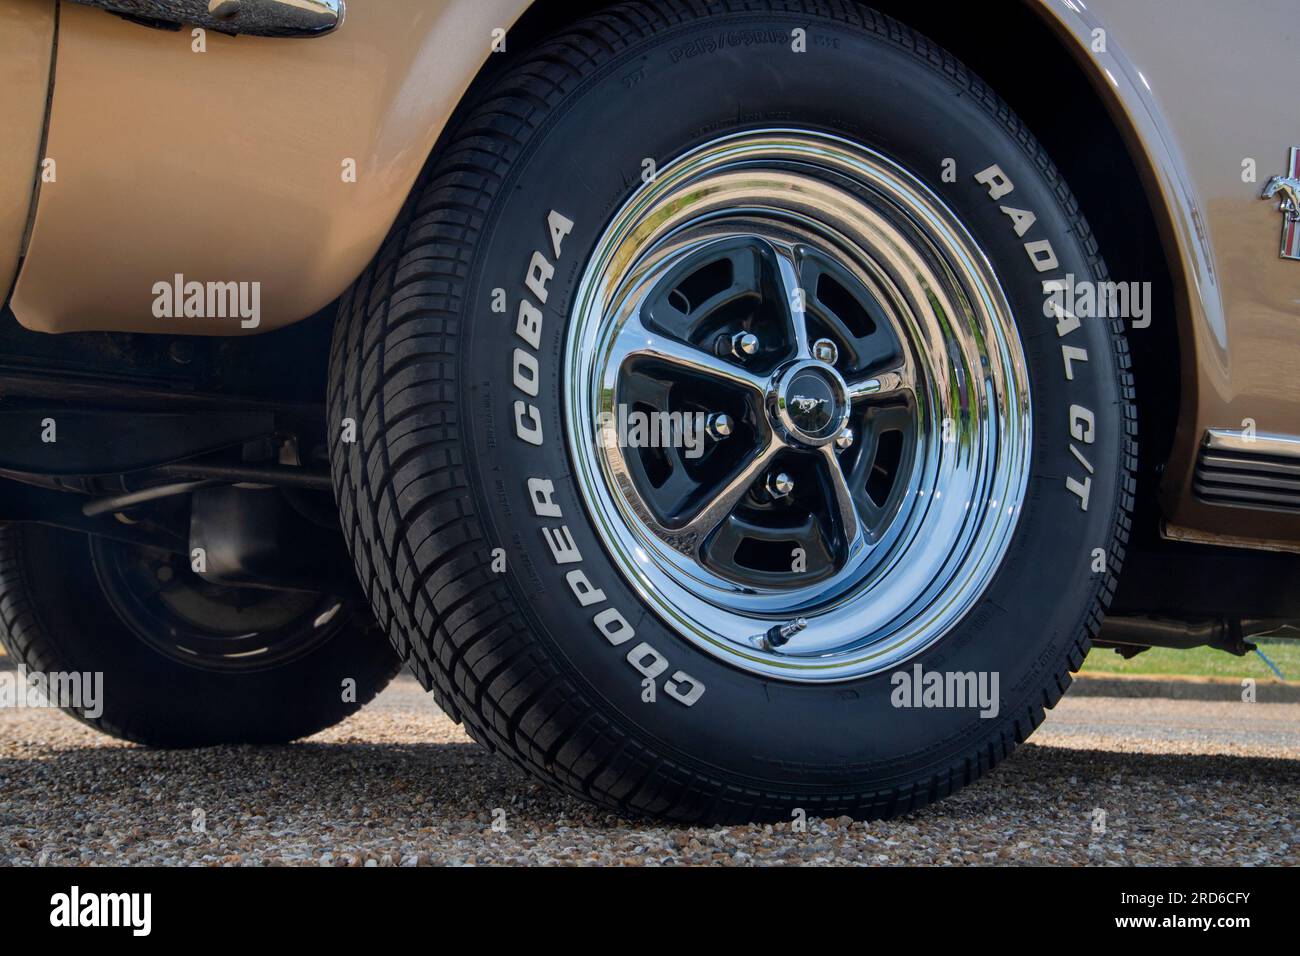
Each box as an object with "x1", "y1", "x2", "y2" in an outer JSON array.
[{"x1": 1, "y1": 0, "x2": 1297, "y2": 822}]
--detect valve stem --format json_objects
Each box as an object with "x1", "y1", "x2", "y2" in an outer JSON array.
[{"x1": 763, "y1": 617, "x2": 808, "y2": 651}]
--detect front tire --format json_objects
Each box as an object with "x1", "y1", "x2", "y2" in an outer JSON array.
[{"x1": 329, "y1": 0, "x2": 1136, "y2": 821}]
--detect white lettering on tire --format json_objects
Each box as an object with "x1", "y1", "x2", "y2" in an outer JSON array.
[
  {"x1": 510, "y1": 210, "x2": 705, "y2": 705},
  {"x1": 974, "y1": 164, "x2": 1096, "y2": 511}
]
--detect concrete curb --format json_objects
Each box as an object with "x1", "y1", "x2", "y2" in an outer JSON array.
[{"x1": 1073, "y1": 672, "x2": 1300, "y2": 703}]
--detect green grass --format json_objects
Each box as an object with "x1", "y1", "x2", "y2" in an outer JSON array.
[{"x1": 1082, "y1": 638, "x2": 1300, "y2": 681}]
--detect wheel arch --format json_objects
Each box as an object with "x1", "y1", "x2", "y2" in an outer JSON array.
[{"x1": 871, "y1": 0, "x2": 1199, "y2": 541}]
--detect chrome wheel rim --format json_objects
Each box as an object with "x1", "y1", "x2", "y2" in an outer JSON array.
[{"x1": 565, "y1": 130, "x2": 1031, "y2": 681}]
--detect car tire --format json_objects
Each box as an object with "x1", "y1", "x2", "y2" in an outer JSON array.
[
  {"x1": 0, "y1": 523, "x2": 401, "y2": 747},
  {"x1": 328, "y1": 0, "x2": 1136, "y2": 822}
]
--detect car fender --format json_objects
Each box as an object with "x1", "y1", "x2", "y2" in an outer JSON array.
[{"x1": 10, "y1": 0, "x2": 530, "y2": 335}]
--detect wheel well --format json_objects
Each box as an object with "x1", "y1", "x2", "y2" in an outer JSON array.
[
  {"x1": 488, "y1": 0, "x2": 1181, "y2": 545},
  {"x1": 872, "y1": 1, "x2": 1178, "y2": 548}
]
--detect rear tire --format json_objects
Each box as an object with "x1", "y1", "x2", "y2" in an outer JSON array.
[
  {"x1": 329, "y1": 0, "x2": 1136, "y2": 822},
  {"x1": 0, "y1": 523, "x2": 400, "y2": 747}
]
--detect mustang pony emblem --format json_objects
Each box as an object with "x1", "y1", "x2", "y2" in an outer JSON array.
[
  {"x1": 1262, "y1": 147, "x2": 1300, "y2": 261},
  {"x1": 791, "y1": 395, "x2": 830, "y2": 414},
  {"x1": 1263, "y1": 177, "x2": 1300, "y2": 208}
]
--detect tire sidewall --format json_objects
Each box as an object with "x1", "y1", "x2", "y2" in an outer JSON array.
[{"x1": 459, "y1": 9, "x2": 1124, "y2": 788}]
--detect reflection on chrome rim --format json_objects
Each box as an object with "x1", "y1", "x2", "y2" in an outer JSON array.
[{"x1": 564, "y1": 130, "x2": 1031, "y2": 681}]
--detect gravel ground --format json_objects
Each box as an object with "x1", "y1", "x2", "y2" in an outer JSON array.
[{"x1": 1, "y1": 675, "x2": 1296, "y2": 866}]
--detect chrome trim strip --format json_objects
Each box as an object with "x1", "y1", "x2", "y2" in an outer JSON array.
[
  {"x1": 1195, "y1": 428, "x2": 1300, "y2": 515},
  {"x1": 1193, "y1": 482, "x2": 1300, "y2": 512},
  {"x1": 1203, "y1": 427, "x2": 1300, "y2": 459},
  {"x1": 1199, "y1": 452, "x2": 1300, "y2": 479},
  {"x1": 1196, "y1": 470, "x2": 1300, "y2": 494},
  {"x1": 1198, "y1": 471, "x2": 1300, "y2": 494},
  {"x1": 68, "y1": 0, "x2": 344, "y2": 38}
]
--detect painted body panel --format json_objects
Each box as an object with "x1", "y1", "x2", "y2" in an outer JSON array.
[
  {"x1": 0, "y1": 0, "x2": 56, "y2": 303},
  {"x1": 1033, "y1": 0, "x2": 1300, "y2": 545},
  {"x1": 11, "y1": 0, "x2": 529, "y2": 335}
]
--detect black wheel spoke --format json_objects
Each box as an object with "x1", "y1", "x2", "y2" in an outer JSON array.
[
  {"x1": 641, "y1": 240, "x2": 767, "y2": 343},
  {"x1": 840, "y1": 403, "x2": 918, "y2": 539},
  {"x1": 703, "y1": 510, "x2": 837, "y2": 584},
  {"x1": 816, "y1": 443, "x2": 864, "y2": 556},
  {"x1": 800, "y1": 252, "x2": 904, "y2": 375}
]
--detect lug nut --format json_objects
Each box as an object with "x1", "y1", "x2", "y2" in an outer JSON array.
[
  {"x1": 812, "y1": 338, "x2": 839, "y2": 365},
  {"x1": 706, "y1": 413, "x2": 733, "y2": 440},
  {"x1": 834, "y1": 428, "x2": 854, "y2": 450},
  {"x1": 718, "y1": 331, "x2": 759, "y2": 358},
  {"x1": 766, "y1": 471, "x2": 794, "y2": 499}
]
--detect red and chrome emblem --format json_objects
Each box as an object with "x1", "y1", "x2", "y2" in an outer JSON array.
[{"x1": 1262, "y1": 148, "x2": 1300, "y2": 261}]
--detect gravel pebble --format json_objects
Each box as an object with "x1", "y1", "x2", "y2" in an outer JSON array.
[{"x1": 1, "y1": 676, "x2": 1296, "y2": 866}]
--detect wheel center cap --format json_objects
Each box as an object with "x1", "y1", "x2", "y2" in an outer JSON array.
[{"x1": 770, "y1": 360, "x2": 850, "y2": 446}]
